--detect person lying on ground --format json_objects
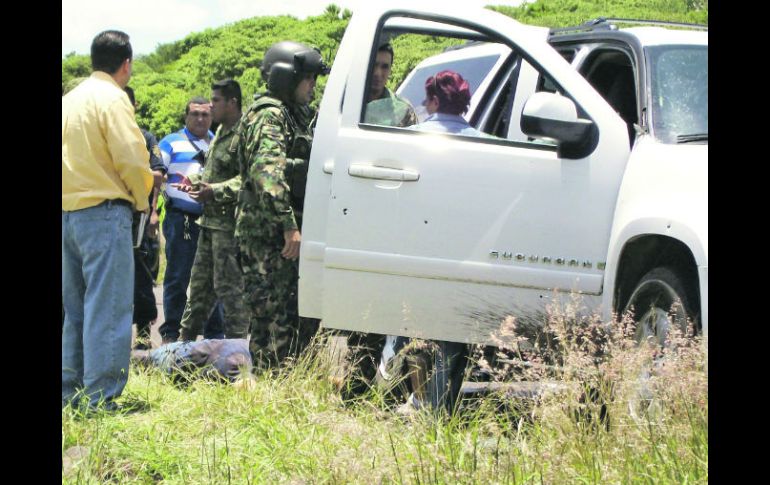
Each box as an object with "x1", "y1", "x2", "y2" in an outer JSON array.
[{"x1": 131, "y1": 338, "x2": 251, "y2": 382}]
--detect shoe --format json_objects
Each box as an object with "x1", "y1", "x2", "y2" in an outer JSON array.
[
  {"x1": 133, "y1": 340, "x2": 150, "y2": 351},
  {"x1": 396, "y1": 393, "x2": 423, "y2": 416},
  {"x1": 130, "y1": 349, "x2": 152, "y2": 366}
]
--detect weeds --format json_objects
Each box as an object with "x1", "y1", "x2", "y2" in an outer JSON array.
[{"x1": 62, "y1": 294, "x2": 707, "y2": 484}]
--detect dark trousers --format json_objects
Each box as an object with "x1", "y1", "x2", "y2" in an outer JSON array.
[
  {"x1": 427, "y1": 340, "x2": 469, "y2": 413},
  {"x1": 133, "y1": 236, "x2": 159, "y2": 337},
  {"x1": 160, "y1": 208, "x2": 224, "y2": 341}
]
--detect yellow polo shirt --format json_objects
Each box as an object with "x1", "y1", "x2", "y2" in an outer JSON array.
[{"x1": 62, "y1": 72, "x2": 153, "y2": 211}]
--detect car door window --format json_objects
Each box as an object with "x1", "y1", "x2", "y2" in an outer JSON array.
[
  {"x1": 578, "y1": 48, "x2": 638, "y2": 145},
  {"x1": 360, "y1": 17, "x2": 512, "y2": 141}
]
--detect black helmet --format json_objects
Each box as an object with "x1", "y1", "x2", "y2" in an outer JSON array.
[{"x1": 260, "y1": 41, "x2": 331, "y2": 100}]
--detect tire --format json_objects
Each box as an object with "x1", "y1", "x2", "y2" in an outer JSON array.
[
  {"x1": 622, "y1": 267, "x2": 697, "y2": 346},
  {"x1": 622, "y1": 267, "x2": 699, "y2": 423}
]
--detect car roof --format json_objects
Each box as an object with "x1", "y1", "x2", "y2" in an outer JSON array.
[
  {"x1": 414, "y1": 42, "x2": 512, "y2": 66},
  {"x1": 619, "y1": 27, "x2": 708, "y2": 47}
]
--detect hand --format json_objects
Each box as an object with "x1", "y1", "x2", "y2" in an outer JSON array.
[
  {"x1": 148, "y1": 210, "x2": 160, "y2": 238},
  {"x1": 189, "y1": 182, "x2": 214, "y2": 203},
  {"x1": 170, "y1": 183, "x2": 192, "y2": 193},
  {"x1": 281, "y1": 229, "x2": 301, "y2": 260}
]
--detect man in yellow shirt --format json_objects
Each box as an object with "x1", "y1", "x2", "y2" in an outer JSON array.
[{"x1": 62, "y1": 30, "x2": 153, "y2": 412}]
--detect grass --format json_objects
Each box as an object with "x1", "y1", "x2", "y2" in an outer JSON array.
[{"x1": 62, "y1": 299, "x2": 707, "y2": 484}]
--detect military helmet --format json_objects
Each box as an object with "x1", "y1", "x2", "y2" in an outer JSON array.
[{"x1": 260, "y1": 41, "x2": 331, "y2": 100}]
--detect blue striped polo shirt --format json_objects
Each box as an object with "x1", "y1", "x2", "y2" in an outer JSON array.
[{"x1": 159, "y1": 127, "x2": 214, "y2": 215}]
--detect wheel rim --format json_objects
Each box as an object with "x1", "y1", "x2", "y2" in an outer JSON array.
[
  {"x1": 625, "y1": 277, "x2": 687, "y2": 347},
  {"x1": 636, "y1": 306, "x2": 672, "y2": 345}
]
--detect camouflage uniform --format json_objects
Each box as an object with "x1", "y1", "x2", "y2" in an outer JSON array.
[
  {"x1": 178, "y1": 122, "x2": 250, "y2": 340},
  {"x1": 364, "y1": 87, "x2": 418, "y2": 127},
  {"x1": 235, "y1": 93, "x2": 319, "y2": 369}
]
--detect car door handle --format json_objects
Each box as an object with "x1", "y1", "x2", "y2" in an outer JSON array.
[{"x1": 348, "y1": 163, "x2": 420, "y2": 181}]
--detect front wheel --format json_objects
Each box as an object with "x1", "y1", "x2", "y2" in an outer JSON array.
[
  {"x1": 622, "y1": 266, "x2": 699, "y2": 422},
  {"x1": 623, "y1": 267, "x2": 698, "y2": 346}
]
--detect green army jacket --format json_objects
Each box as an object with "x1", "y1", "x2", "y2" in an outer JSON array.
[
  {"x1": 234, "y1": 94, "x2": 303, "y2": 243},
  {"x1": 194, "y1": 122, "x2": 242, "y2": 232},
  {"x1": 363, "y1": 87, "x2": 418, "y2": 128}
]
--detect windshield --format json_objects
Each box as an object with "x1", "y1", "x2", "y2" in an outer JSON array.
[{"x1": 647, "y1": 45, "x2": 708, "y2": 144}]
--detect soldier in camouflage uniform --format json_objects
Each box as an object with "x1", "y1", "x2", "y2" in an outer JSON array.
[
  {"x1": 176, "y1": 79, "x2": 250, "y2": 341},
  {"x1": 235, "y1": 41, "x2": 330, "y2": 369}
]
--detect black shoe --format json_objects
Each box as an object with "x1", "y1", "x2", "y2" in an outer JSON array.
[
  {"x1": 130, "y1": 349, "x2": 152, "y2": 366},
  {"x1": 133, "y1": 341, "x2": 150, "y2": 351}
]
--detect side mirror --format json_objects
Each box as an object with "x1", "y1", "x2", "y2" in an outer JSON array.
[{"x1": 521, "y1": 92, "x2": 598, "y2": 159}]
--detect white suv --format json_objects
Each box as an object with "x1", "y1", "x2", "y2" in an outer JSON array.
[{"x1": 299, "y1": 4, "x2": 707, "y2": 352}]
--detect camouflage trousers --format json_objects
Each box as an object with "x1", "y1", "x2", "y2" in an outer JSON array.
[
  {"x1": 179, "y1": 227, "x2": 250, "y2": 340},
  {"x1": 238, "y1": 237, "x2": 319, "y2": 369}
]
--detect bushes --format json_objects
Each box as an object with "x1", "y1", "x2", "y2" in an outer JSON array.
[{"x1": 62, "y1": 1, "x2": 707, "y2": 135}]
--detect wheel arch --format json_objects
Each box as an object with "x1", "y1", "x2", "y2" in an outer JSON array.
[{"x1": 612, "y1": 234, "x2": 701, "y2": 325}]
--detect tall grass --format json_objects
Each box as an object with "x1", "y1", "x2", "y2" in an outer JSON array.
[{"x1": 62, "y1": 298, "x2": 707, "y2": 484}]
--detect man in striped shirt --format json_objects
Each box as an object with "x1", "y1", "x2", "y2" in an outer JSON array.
[{"x1": 158, "y1": 99, "x2": 225, "y2": 343}]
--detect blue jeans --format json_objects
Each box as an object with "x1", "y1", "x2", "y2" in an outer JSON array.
[
  {"x1": 160, "y1": 209, "x2": 224, "y2": 341},
  {"x1": 62, "y1": 201, "x2": 134, "y2": 410}
]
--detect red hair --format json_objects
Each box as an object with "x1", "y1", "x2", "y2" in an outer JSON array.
[{"x1": 424, "y1": 70, "x2": 472, "y2": 115}]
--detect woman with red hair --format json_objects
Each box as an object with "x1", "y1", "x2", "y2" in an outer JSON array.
[{"x1": 413, "y1": 69, "x2": 483, "y2": 137}]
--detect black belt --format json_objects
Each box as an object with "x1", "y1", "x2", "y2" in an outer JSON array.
[
  {"x1": 168, "y1": 206, "x2": 200, "y2": 218},
  {"x1": 101, "y1": 199, "x2": 132, "y2": 209}
]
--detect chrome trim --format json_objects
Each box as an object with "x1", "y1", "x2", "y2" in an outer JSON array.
[{"x1": 485, "y1": 251, "x2": 605, "y2": 271}]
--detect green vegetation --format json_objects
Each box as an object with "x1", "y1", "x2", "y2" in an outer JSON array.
[
  {"x1": 489, "y1": 0, "x2": 707, "y2": 28},
  {"x1": 61, "y1": 0, "x2": 707, "y2": 139},
  {"x1": 62, "y1": 300, "x2": 707, "y2": 483}
]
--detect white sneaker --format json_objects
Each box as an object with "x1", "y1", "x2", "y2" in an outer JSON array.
[{"x1": 395, "y1": 393, "x2": 424, "y2": 416}]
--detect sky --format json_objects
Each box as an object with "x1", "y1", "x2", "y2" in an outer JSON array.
[{"x1": 62, "y1": 0, "x2": 526, "y2": 58}]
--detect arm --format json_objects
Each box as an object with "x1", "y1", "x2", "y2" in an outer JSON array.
[
  {"x1": 148, "y1": 171, "x2": 163, "y2": 236},
  {"x1": 104, "y1": 97, "x2": 153, "y2": 210},
  {"x1": 144, "y1": 131, "x2": 165, "y2": 231},
  {"x1": 244, "y1": 107, "x2": 300, "y2": 257},
  {"x1": 208, "y1": 174, "x2": 242, "y2": 204},
  {"x1": 188, "y1": 174, "x2": 241, "y2": 204}
]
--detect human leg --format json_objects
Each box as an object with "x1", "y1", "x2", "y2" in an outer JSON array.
[
  {"x1": 427, "y1": 340, "x2": 469, "y2": 414},
  {"x1": 211, "y1": 230, "x2": 250, "y2": 339},
  {"x1": 179, "y1": 228, "x2": 217, "y2": 341},
  {"x1": 62, "y1": 211, "x2": 85, "y2": 405},
  {"x1": 160, "y1": 210, "x2": 199, "y2": 342},
  {"x1": 240, "y1": 241, "x2": 304, "y2": 369},
  {"x1": 202, "y1": 301, "x2": 225, "y2": 340},
  {"x1": 133, "y1": 237, "x2": 158, "y2": 348},
  {"x1": 66, "y1": 203, "x2": 135, "y2": 409}
]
